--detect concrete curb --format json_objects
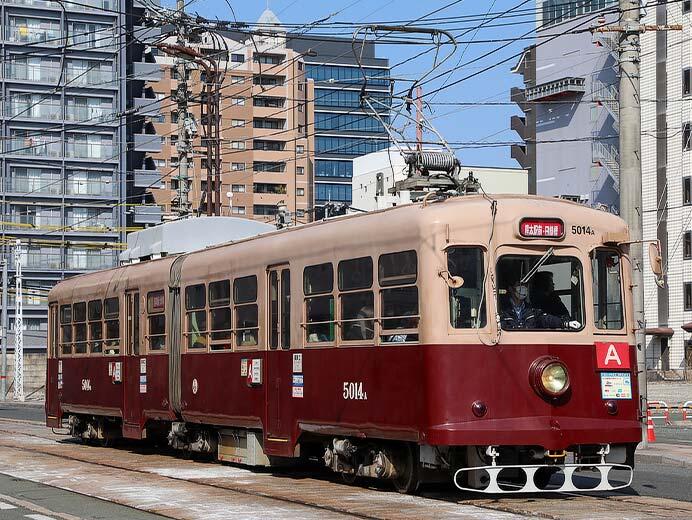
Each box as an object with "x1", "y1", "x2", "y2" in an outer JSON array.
[{"x1": 635, "y1": 452, "x2": 692, "y2": 469}]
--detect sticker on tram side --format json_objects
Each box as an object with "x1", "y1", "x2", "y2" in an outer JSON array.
[
  {"x1": 140, "y1": 375, "x2": 147, "y2": 394},
  {"x1": 600, "y1": 372, "x2": 632, "y2": 400},
  {"x1": 140, "y1": 358, "x2": 147, "y2": 374},
  {"x1": 292, "y1": 353, "x2": 302, "y2": 373},
  {"x1": 292, "y1": 374, "x2": 304, "y2": 398},
  {"x1": 240, "y1": 359, "x2": 248, "y2": 377}
]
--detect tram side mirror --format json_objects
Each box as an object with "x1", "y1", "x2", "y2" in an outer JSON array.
[
  {"x1": 648, "y1": 241, "x2": 663, "y2": 277},
  {"x1": 439, "y1": 270, "x2": 464, "y2": 289}
]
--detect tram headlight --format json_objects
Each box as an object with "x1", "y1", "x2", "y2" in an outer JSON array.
[{"x1": 529, "y1": 356, "x2": 570, "y2": 399}]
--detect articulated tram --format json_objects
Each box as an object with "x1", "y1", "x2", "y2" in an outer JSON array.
[{"x1": 46, "y1": 195, "x2": 644, "y2": 493}]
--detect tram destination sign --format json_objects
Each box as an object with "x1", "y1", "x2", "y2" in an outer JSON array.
[{"x1": 519, "y1": 218, "x2": 565, "y2": 239}]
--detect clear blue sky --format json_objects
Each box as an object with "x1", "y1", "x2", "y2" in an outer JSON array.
[{"x1": 167, "y1": 0, "x2": 535, "y2": 167}]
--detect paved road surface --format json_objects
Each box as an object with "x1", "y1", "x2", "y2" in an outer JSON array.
[
  {"x1": 0, "y1": 473, "x2": 166, "y2": 520},
  {"x1": 1, "y1": 401, "x2": 690, "y2": 517}
]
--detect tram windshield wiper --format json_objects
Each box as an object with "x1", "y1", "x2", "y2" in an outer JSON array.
[{"x1": 519, "y1": 247, "x2": 555, "y2": 285}]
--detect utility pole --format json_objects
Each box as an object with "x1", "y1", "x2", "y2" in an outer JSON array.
[
  {"x1": 594, "y1": 2, "x2": 681, "y2": 446},
  {"x1": 619, "y1": 0, "x2": 646, "y2": 447},
  {"x1": 173, "y1": 0, "x2": 192, "y2": 218},
  {"x1": 1, "y1": 257, "x2": 8, "y2": 400},
  {"x1": 415, "y1": 85, "x2": 423, "y2": 152},
  {"x1": 13, "y1": 240, "x2": 23, "y2": 402}
]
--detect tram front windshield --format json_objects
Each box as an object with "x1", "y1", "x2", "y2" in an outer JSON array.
[{"x1": 497, "y1": 254, "x2": 584, "y2": 331}]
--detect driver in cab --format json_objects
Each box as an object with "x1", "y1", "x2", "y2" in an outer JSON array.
[{"x1": 500, "y1": 276, "x2": 580, "y2": 330}]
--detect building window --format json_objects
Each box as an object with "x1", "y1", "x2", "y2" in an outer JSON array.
[
  {"x1": 297, "y1": 166, "x2": 305, "y2": 175},
  {"x1": 685, "y1": 0, "x2": 691, "y2": 14},
  {"x1": 254, "y1": 96, "x2": 284, "y2": 108},
  {"x1": 685, "y1": 69, "x2": 692, "y2": 96},
  {"x1": 296, "y1": 145, "x2": 305, "y2": 154},
  {"x1": 231, "y1": 206, "x2": 246, "y2": 215},
  {"x1": 315, "y1": 136, "x2": 389, "y2": 156},
  {"x1": 297, "y1": 188, "x2": 305, "y2": 196},
  {"x1": 231, "y1": 119, "x2": 245, "y2": 127},
  {"x1": 231, "y1": 141, "x2": 246, "y2": 150},
  {"x1": 231, "y1": 53, "x2": 245, "y2": 63},
  {"x1": 296, "y1": 209, "x2": 305, "y2": 217},
  {"x1": 298, "y1": 103, "x2": 304, "y2": 112},
  {"x1": 316, "y1": 183, "x2": 352, "y2": 202},
  {"x1": 685, "y1": 231, "x2": 692, "y2": 260},
  {"x1": 253, "y1": 75, "x2": 284, "y2": 87},
  {"x1": 685, "y1": 177, "x2": 692, "y2": 205},
  {"x1": 231, "y1": 184, "x2": 245, "y2": 193},
  {"x1": 171, "y1": 111, "x2": 179, "y2": 123},
  {"x1": 231, "y1": 162, "x2": 245, "y2": 171},
  {"x1": 685, "y1": 122, "x2": 692, "y2": 150},
  {"x1": 315, "y1": 160, "x2": 353, "y2": 178},
  {"x1": 686, "y1": 282, "x2": 692, "y2": 311},
  {"x1": 231, "y1": 97, "x2": 245, "y2": 106}
]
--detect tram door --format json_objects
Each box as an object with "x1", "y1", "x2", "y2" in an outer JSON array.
[
  {"x1": 266, "y1": 266, "x2": 292, "y2": 441},
  {"x1": 122, "y1": 290, "x2": 142, "y2": 438}
]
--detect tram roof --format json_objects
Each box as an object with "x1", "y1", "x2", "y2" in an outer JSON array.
[{"x1": 48, "y1": 195, "x2": 626, "y2": 302}]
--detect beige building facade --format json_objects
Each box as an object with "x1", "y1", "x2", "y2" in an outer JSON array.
[{"x1": 148, "y1": 13, "x2": 314, "y2": 224}]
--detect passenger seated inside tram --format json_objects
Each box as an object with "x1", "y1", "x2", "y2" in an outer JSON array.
[{"x1": 530, "y1": 271, "x2": 570, "y2": 320}]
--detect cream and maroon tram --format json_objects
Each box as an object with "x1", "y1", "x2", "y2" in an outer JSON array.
[{"x1": 46, "y1": 195, "x2": 644, "y2": 493}]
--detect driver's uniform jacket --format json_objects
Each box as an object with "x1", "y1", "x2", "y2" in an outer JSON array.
[{"x1": 500, "y1": 299, "x2": 563, "y2": 330}]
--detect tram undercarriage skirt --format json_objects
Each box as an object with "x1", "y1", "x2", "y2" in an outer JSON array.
[{"x1": 453, "y1": 463, "x2": 633, "y2": 493}]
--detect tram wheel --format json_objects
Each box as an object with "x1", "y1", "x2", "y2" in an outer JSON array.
[{"x1": 392, "y1": 443, "x2": 420, "y2": 494}]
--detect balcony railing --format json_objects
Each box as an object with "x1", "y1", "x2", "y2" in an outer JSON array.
[
  {"x1": 65, "y1": 106, "x2": 116, "y2": 123},
  {"x1": 6, "y1": 137, "x2": 61, "y2": 157},
  {"x1": 5, "y1": 0, "x2": 119, "y2": 11},
  {"x1": 7, "y1": 27, "x2": 63, "y2": 46},
  {"x1": 65, "y1": 217, "x2": 113, "y2": 230},
  {"x1": 66, "y1": 179, "x2": 115, "y2": 196},
  {"x1": 4, "y1": 178, "x2": 115, "y2": 197},
  {"x1": 11, "y1": 252, "x2": 62, "y2": 270},
  {"x1": 3, "y1": 215, "x2": 62, "y2": 230},
  {"x1": 6, "y1": 178, "x2": 62, "y2": 195},
  {"x1": 66, "y1": 253, "x2": 116, "y2": 270},
  {"x1": 65, "y1": 142, "x2": 115, "y2": 160},
  {"x1": 65, "y1": 69, "x2": 117, "y2": 88},
  {"x1": 6, "y1": 101, "x2": 62, "y2": 120},
  {"x1": 4, "y1": 63, "x2": 61, "y2": 83}
]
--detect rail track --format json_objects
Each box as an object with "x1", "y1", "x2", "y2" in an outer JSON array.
[{"x1": 0, "y1": 418, "x2": 689, "y2": 520}]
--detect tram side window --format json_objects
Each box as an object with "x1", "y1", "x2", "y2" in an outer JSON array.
[
  {"x1": 235, "y1": 276, "x2": 258, "y2": 347},
  {"x1": 447, "y1": 247, "x2": 487, "y2": 328},
  {"x1": 209, "y1": 280, "x2": 232, "y2": 349},
  {"x1": 147, "y1": 290, "x2": 166, "y2": 351},
  {"x1": 104, "y1": 297, "x2": 120, "y2": 355},
  {"x1": 88, "y1": 300, "x2": 103, "y2": 354},
  {"x1": 339, "y1": 257, "x2": 374, "y2": 341},
  {"x1": 379, "y1": 251, "x2": 419, "y2": 343},
  {"x1": 304, "y1": 263, "x2": 334, "y2": 343},
  {"x1": 60, "y1": 304, "x2": 72, "y2": 356},
  {"x1": 73, "y1": 302, "x2": 87, "y2": 354},
  {"x1": 185, "y1": 284, "x2": 208, "y2": 350},
  {"x1": 592, "y1": 250, "x2": 624, "y2": 330}
]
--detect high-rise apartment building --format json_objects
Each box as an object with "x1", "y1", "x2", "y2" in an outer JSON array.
[
  {"x1": 641, "y1": 2, "x2": 692, "y2": 374},
  {"x1": 288, "y1": 35, "x2": 390, "y2": 214},
  {"x1": 0, "y1": 0, "x2": 161, "y2": 349},
  {"x1": 148, "y1": 11, "x2": 311, "y2": 223},
  {"x1": 512, "y1": 0, "x2": 619, "y2": 209}
]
